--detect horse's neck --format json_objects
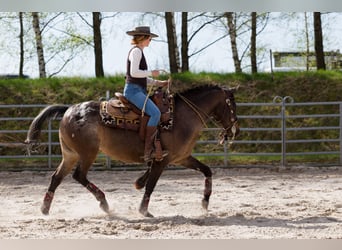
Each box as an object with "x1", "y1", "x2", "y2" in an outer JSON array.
[
  {"x1": 182, "y1": 90, "x2": 220, "y2": 115},
  {"x1": 176, "y1": 90, "x2": 220, "y2": 127}
]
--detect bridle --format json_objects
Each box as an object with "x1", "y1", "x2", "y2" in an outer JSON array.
[
  {"x1": 178, "y1": 88, "x2": 238, "y2": 144},
  {"x1": 218, "y1": 90, "x2": 238, "y2": 145}
]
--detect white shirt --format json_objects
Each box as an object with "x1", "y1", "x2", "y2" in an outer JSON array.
[{"x1": 129, "y1": 47, "x2": 154, "y2": 85}]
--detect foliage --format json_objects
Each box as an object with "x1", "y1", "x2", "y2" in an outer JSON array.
[{"x1": 0, "y1": 75, "x2": 125, "y2": 105}]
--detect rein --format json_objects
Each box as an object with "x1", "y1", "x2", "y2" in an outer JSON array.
[
  {"x1": 142, "y1": 69, "x2": 172, "y2": 117},
  {"x1": 177, "y1": 93, "x2": 211, "y2": 128},
  {"x1": 145, "y1": 73, "x2": 238, "y2": 145},
  {"x1": 178, "y1": 89, "x2": 237, "y2": 145}
]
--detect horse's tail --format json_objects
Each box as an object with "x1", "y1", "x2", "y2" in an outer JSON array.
[{"x1": 25, "y1": 105, "x2": 69, "y2": 144}]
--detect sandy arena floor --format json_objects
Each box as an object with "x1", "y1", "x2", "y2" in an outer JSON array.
[{"x1": 1, "y1": 166, "x2": 342, "y2": 239}]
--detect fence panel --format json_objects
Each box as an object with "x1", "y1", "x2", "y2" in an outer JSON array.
[{"x1": 1, "y1": 99, "x2": 341, "y2": 170}]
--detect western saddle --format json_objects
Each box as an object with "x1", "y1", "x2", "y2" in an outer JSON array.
[{"x1": 100, "y1": 87, "x2": 173, "y2": 140}]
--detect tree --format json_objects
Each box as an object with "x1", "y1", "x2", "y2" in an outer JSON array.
[
  {"x1": 28, "y1": 12, "x2": 95, "y2": 77},
  {"x1": 278, "y1": 12, "x2": 314, "y2": 70},
  {"x1": 19, "y1": 12, "x2": 25, "y2": 78},
  {"x1": 92, "y1": 12, "x2": 104, "y2": 77},
  {"x1": 304, "y1": 12, "x2": 310, "y2": 71},
  {"x1": 313, "y1": 12, "x2": 326, "y2": 70},
  {"x1": 223, "y1": 12, "x2": 269, "y2": 73},
  {"x1": 77, "y1": 12, "x2": 119, "y2": 77},
  {"x1": 225, "y1": 12, "x2": 242, "y2": 73},
  {"x1": 181, "y1": 12, "x2": 189, "y2": 72},
  {"x1": 32, "y1": 12, "x2": 46, "y2": 78},
  {"x1": 250, "y1": 12, "x2": 257, "y2": 73},
  {"x1": 31, "y1": 12, "x2": 84, "y2": 78},
  {"x1": 165, "y1": 12, "x2": 181, "y2": 73},
  {"x1": 163, "y1": 12, "x2": 227, "y2": 73}
]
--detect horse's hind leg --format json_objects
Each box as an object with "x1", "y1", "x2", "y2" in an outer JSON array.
[
  {"x1": 72, "y1": 158, "x2": 110, "y2": 214},
  {"x1": 41, "y1": 154, "x2": 78, "y2": 215},
  {"x1": 180, "y1": 156, "x2": 212, "y2": 210}
]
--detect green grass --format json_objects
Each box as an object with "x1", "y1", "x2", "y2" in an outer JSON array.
[{"x1": 1, "y1": 71, "x2": 342, "y2": 104}]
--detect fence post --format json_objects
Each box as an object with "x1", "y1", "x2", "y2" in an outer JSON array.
[
  {"x1": 273, "y1": 96, "x2": 294, "y2": 167},
  {"x1": 281, "y1": 99, "x2": 286, "y2": 167},
  {"x1": 224, "y1": 140, "x2": 228, "y2": 167},
  {"x1": 48, "y1": 119, "x2": 52, "y2": 168},
  {"x1": 340, "y1": 103, "x2": 342, "y2": 165}
]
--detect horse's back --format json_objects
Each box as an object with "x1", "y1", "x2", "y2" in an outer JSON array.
[
  {"x1": 63, "y1": 101, "x2": 100, "y2": 122},
  {"x1": 59, "y1": 101, "x2": 101, "y2": 152},
  {"x1": 59, "y1": 100, "x2": 144, "y2": 162}
]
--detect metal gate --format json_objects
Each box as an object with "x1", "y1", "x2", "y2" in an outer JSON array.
[{"x1": 1, "y1": 98, "x2": 342, "y2": 170}]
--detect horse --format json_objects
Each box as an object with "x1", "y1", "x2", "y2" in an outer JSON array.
[{"x1": 25, "y1": 84, "x2": 239, "y2": 217}]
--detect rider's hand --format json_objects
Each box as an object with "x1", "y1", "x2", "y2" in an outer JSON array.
[{"x1": 151, "y1": 70, "x2": 160, "y2": 77}]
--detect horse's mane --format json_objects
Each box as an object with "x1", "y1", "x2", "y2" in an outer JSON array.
[{"x1": 174, "y1": 84, "x2": 222, "y2": 99}]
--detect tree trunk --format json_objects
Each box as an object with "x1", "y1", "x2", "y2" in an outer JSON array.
[
  {"x1": 32, "y1": 12, "x2": 46, "y2": 78},
  {"x1": 93, "y1": 12, "x2": 104, "y2": 77},
  {"x1": 165, "y1": 12, "x2": 180, "y2": 73},
  {"x1": 19, "y1": 12, "x2": 24, "y2": 78},
  {"x1": 250, "y1": 12, "x2": 257, "y2": 74},
  {"x1": 181, "y1": 12, "x2": 189, "y2": 72},
  {"x1": 313, "y1": 12, "x2": 326, "y2": 70},
  {"x1": 304, "y1": 12, "x2": 310, "y2": 71},
  {"x1": 225, "y1": 12, "x2": 242, "y2": 73}
]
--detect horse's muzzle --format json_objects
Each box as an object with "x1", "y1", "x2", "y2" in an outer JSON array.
[
  {"x1": 219, "y1": 121, "x2": 240, "y2": 145},
  {"x1": 229, "y1": 121, "x2": 240, "y2": 138}
]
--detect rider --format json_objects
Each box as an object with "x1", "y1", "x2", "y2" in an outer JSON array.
[{"x1": 124, "y1": 26, "x2": 168, "y2": 162}]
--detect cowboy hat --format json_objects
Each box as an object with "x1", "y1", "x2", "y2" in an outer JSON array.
[{"x1": 126, "y1": 26, "x2": 158, "y2": 38}]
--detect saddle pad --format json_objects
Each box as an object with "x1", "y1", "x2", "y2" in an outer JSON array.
[{"x1": 100, "y1": 101, "x2": 141, "y2": 131}]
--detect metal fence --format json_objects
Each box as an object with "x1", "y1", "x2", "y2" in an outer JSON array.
[
  {"x1": 192, "y1": 97, "x2": 342, "y2": 167},
  {"x1": 1, "y1": 97, "x2": 342, "y2": 169}
]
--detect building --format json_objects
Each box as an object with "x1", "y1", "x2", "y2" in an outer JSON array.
[{"x1": 270, "y1": 50, "x2": 342, "y2": 71}]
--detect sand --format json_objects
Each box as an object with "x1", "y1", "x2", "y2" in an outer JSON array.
[{"x1": 1, "y1": 166, "x2": 342, "y2": 239}]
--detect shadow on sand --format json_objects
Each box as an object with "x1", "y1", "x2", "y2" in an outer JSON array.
[{"x1": 104, "y1": 212, "x2": 341, "y2": 230}]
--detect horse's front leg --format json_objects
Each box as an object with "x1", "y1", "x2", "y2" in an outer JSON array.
[
  {"x1": 134, "y1": 167, "x2": 151, "y2": 190},
  {"x1": 139, "y1": 161, "x2": 165, "y2": 217},
  {"x1": 180, "y1": 156, "x2": 212, "y2": 210}
]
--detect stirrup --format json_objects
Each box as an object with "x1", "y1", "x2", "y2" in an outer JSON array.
[
  {"x1": 153, "y1": 150, "x2": 168, "y2": 162},
  {"x1": 141, "y1": 150, "x2": 168, "y2": 162},
  {"x1": 142, "y1": 149, "x2": 153, "y2": 162}
]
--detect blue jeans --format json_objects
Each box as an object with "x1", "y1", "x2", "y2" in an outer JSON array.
[{"x1": 123, "y1": 83, "x2": 161, "y2": 126}]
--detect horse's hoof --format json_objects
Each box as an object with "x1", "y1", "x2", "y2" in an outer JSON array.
[
  {"x1": 139, "y1": 208, "x2": 154, "y2": 218},
  {"x1": 41, "y1": 191, "x2": 53, "y2": 215},
  {"x1": 100, "y1": 200, "x2": 110, "y2": 213},
  {"x1": 41, "y1": 205, "x2": 50, "y2": 215},
  {"x1": 141, "y1": 211, "x2": 154, "y2": 218},
  {"x1": 134, "y1": 179, "x2": 145, "y2": 190},
  {"x1": 201, "y1": 199, "x2": 209, "y2": 210}
]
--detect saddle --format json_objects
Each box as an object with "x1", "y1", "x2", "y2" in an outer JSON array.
[{"x1": 100, "y1": 87, "x2": 174, "y2": 139}]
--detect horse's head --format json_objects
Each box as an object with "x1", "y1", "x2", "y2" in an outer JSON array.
[
  {"x1": 212, "y1": 86, "x2": 240, "y2": 144},
  {"x1": 176, "y1": 84, "x2": 240, "y2": 143}
]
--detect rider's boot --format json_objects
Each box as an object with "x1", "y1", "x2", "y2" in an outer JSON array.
[
  {"x1": 153, "y1": 137, "x2": 168, "y2": 161},
  {"x1": 143, "y1": 126, "x2": 168, "y2": 162},
  {"x1": 143, "y1": 126, "x2": 158, "y2": 162}
]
